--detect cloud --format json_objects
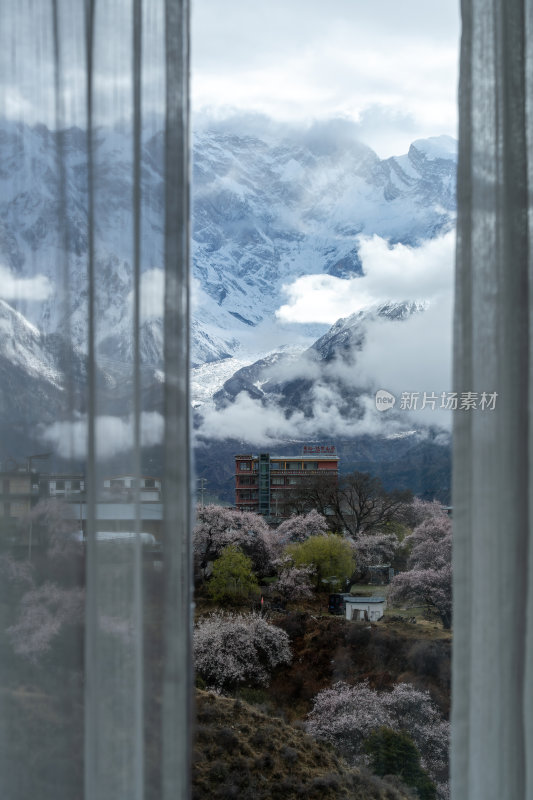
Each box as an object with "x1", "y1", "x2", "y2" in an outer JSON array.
[
  {"x1": 0, "y1": 2, "x2": 165, "y2": 129},
  {"x1": 125, "y1": 268, "x2": 165, "y2": 321},
  {"x1": 355, "y1": 296, "x2": 453, "y2": 427},
  {"x1": 276, "y1": 232, "x2": 455, "y2": 325},
  {"x1": 197, "y1": 388, "x2": 408, "y2": 448},
  {"x1": 192, "y1": 0, "x2": 459, "y2": 156},
  {"x1": 40, "y1": 412, "x2": 164, "y2": 460},
  {"x1": 197, "y1": 298, "x2": 454, "y2": 444},
  {"x1": 0, "y1": 265, "x2": 53, "y2": 302},
  {"x1": 0, "y1": 2, "x2": 458, "y2": 157},
  {"x1": 139, "y1": 269, "x2": 164, "y2": 321},
  {"x1": 199, "y1": 231, "x2": 455, "y2": 442}
]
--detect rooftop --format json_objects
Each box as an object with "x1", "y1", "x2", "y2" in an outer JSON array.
[{"x1": 345, "y1": 596, "x2": 386, "y2": 604}]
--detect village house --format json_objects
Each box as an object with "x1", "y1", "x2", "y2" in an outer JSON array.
[{"x1": 344, "y1": 595, "x2": 386, "y2": 622}]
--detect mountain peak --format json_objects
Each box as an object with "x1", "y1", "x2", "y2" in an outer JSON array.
[{"x1": 409, "y1": 135, "x2": 457, "y2": 162}]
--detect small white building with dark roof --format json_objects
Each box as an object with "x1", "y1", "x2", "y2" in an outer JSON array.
[{"x1": 345, "y1": 596, "x2": 386, "y2": 622}]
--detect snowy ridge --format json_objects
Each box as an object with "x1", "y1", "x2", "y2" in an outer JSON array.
[
  {"x1": 0, "y1": 120, "x2": 457, "y2": 372},
  {"x1": 0, "y1": 299, "x2": 62, "y2": 386}
]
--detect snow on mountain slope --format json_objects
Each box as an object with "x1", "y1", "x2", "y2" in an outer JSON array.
[
  {"x1": 0, "y1": 298, "x2": 62, "y2": 386},
  {"x1": 205, "y1": 302, "x2": 428, "y2": 441},
  {"x1": 191, "y1": 129, "x2": 456, "y2": 353},
  {"x1": 0, "y1": 120, "x2": 457, "y2": 372}
]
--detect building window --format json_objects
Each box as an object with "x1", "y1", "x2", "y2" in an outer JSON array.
[
  {"x1": 271, "y1": 461, "x2": 283, "y2": 470},
  {"x1": 272, "y1": 477, "x2": 284, "y2": 485},
  {"x1": 238, "y1": 462, "x2": 251, "y2": 471},
  {"x1": 56, "y1": 480, "x2": 65, "y2": 490},
  {"x1": 144, "y1": 479, "x2": 155, "y2": 488},
  {"x1": 288, "y1": 462, "x2": 301, "y2": 470},
  {"x1": 303, "y1": 461, "x2": 318, "y2": 470}
]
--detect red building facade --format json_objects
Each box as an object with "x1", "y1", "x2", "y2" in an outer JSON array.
[{"x1": 235, "y1": 447, "x2": 339, "y2": 518}]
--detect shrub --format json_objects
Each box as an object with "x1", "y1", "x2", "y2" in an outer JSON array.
[
  {"x1": 364, "y1": 727, "x2": 437, "y2": 800},
  {"x1": 286, "y1": 534, "x2": 356, "y2": 591},
  {"x1": 407, "y1": 641, "x2": 443, "y2": 679},
  {"x1": 208, "y1": 545, "x2": 259, "y2": 603}
]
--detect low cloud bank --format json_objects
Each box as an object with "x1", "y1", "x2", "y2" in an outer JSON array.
[
  {"x1": 40, "y1": 411, "x2": 164, "y2": 460},
  {"x1": 198, "y1": 233, "x2": 454, "y2": 444},
  {"x1": 0, "y1": 265, "x2": 53, "y2": 301},
  {"x1": 276, "y1": 232, "x2": 454, "y2": 325}
]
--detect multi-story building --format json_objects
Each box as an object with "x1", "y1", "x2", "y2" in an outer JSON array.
[
  {"x1": 102, "y1": 475, "x2": 162, "y2": 502},
  {"x1": 41, "y1": 473, "x2": 85, "y2": 498},
  {"x1": 235, "y1": 447, "x2": 339, "y2": 518},
  {"x1": 0, "y1": 470, "x2": 40, "y2": 522}
]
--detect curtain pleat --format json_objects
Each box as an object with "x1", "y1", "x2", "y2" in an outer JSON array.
[
  {"x1": 452, "y1": 1, "x2": 530, "y2": 797},
  {"x1": 162, "y1": 3, "x2": 193, "y2": 797},
  {"x1": 0, "y1": 2, "x2": 192, "y2": 798}
]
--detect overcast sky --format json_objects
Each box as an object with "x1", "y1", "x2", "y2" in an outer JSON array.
[
  {"x1": 0, "y1": 2, "x2": 460, "y2": 158},
  {"x1": 192, "y1": 0, "x2": 460, "y2": 157}
]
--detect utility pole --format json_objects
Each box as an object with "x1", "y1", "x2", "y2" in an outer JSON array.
[
  {"x1": 25, "y1": 452, "x2": 51, "y2": 561},
  {"x1": 197, "y1": 478, "x2": 208, "y2": 509}
]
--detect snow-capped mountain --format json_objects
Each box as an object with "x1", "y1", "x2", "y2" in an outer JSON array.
[
  {"x1": 211, "y1": 301, "x2": 426, "y2": 422},
  {"x1": 0, "y1": 119, "x2": 456, "y2": 372},
  {"x1": 194, "y1": 302, "x2": 451, "y2": 503},
  {"x1": 191, "y1": 128, "x2": 456, "y2": 360},
  {"x1": 0, "y1": 119, "x2": 455, "y2": 496}
]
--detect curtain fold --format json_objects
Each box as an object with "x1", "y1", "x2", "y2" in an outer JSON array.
[
  {"x1": 452, "y1": 0, "x2": 530, "y2": 797},
  {"x1": 0, "y1": 2, "x2": 192, "y2": 798}
]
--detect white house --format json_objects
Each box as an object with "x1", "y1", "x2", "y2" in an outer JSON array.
[
  {"x1": 345, "y1": 596, "x2": 386, "y2": 622},
  {"x1": 103, "y1": 476, "x2": 162, "y2": 502},
  {"x1": 43, "y1": 474, "x2": 85, "y2": 497}
]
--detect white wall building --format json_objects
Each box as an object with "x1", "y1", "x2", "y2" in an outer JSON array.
[
  {"x1": 345, "y1": 596, "x2": 386, "y2": 622},
  {"x1": 44, "y1": 474, "x2": 85, "y2": 497},
  {"x1": 103, "y1": 476, "x2": 162, "y2": 502}
]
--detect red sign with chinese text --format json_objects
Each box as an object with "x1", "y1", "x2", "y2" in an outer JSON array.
[{"x1": 302, "y1": 445, "x2": 336, "y2": 455}]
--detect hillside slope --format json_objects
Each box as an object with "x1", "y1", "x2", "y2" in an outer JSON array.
[{"x1": 193, "y1": 690, "x2": 414, "y2": 800}]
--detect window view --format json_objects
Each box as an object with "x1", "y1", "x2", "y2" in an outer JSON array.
[
  {"x1": 191, "y1": 2, "x2": 459, "y2": 799},
  {"x1": 0, "y1": 1, "x2": 462, "y2": 799}
]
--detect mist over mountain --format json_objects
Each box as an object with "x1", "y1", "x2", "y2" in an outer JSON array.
[{"x1": 0, "y1": 117, "x2": 456, "y2": 496}]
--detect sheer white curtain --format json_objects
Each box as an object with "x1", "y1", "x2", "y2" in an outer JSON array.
[
  {"x1": 0, "y1": 2, "x2": 192, "y2": 799},
  {"x1": 452, "y1": 0, "x2": 531, "y2": 797}
]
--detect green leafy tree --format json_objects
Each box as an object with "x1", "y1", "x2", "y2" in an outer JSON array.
[
  {"x1": 286, "y1": 534, "x2": 355, "y2": 591},
  {"x1": 364, "y1": 727, "x2": 437, "y2": 800},
  {"x1": 208, "y1": 545, "x2": 259, "y2": 603}
]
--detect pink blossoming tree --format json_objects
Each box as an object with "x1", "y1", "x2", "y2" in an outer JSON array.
[
  {"x1": 389, "y1": 513, "x2": 452, "y2": 628},
  {"x1": 193, "y1": 504, "x2": 276, "y2": 582},
  {"x1": 275, "y1": 509, "x2": 329, "y2": 544},
  {"x1": 307, "y1": 680, "x2": 449, "y2": 798},
  {"x1": 194, "y1": 611, "x2": 291, "y2": 692},
  {"x1": 7, "y1": 582, "x2": 85, "y2": 662},
  {"x1": 353, "y1": 533, "x2": 399, "y2": 573},
  {"x1": 271, "y1": 555, "x2": 315, "y2": 602}
]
